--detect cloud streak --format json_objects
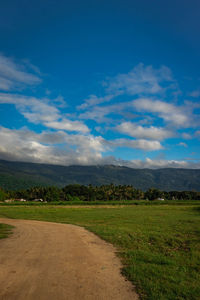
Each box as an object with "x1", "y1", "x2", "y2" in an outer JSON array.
[
  {"x1": 0, "y1": 93, "x2": 89, "y2": 133},
  {"x1": 78, "y1": 63, "x2": 176, "y2": 110},
  {"x1": 133, "y1": 98, "x2": 190, "y2": 127},
  {"x1": 0, "y1": 54, "x2": 41, "y2": 91},
  {"x1": 104, "y1": 63, "x2": 174, "y2": 96},
  {"x1": 110, "y1": 138, "x2": 163, "y2": 151},
  {"x1": 44, "y1": 119, "x2": 89, "y2": 133},
  {"x1": 116, "y1": 122, "x2": 173, "y2": 140}
]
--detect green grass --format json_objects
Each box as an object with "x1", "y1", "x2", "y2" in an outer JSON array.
[
  {"x1": 0, "y1": 204, "x2": 200, "y2": 299},
  {"x1": 0, "y1": 223, "x2": 13, "y2": 239},
  {"x1": 1, "y1": 199, "x2": 200, "y2": 206}
]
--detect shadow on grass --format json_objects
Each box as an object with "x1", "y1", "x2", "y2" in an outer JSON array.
[{"x1": 193, "y1": 206, "x2": 200, "y2": 213}]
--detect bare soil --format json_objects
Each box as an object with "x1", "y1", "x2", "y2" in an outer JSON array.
[{"x1": 0, "y1": 218, "x2": 138, "y2": 300}]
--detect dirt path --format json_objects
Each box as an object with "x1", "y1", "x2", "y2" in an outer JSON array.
[{"x1": 0, "y1": 218, "x2": 138, "y2": 300}]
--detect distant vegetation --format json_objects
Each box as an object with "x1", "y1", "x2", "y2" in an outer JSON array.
[
  {"x1": 0, "y1": 159, "x2": 200, "y2": 191},
  {"x1": 1, "y1": 184, "x2": 200, "y2": 202}
]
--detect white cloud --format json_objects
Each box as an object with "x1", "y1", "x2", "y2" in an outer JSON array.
[
  {"x1": 0, "y1": 126, "x2": 199, "y2": 168},
  {"x1": 127, "y1": 158, "x2": 191, "y2": 169},
  {"x1": 0, "y1": 127, "x2": 106, "y2": 165},
  {"x1": 0, "y1": 93, "x2": 60, "y2": 123},
  {"x1": 78, "y1": 64, "x2": 176, "y2": 110},
  {"x1": 0, "y1": 77, "x2": 14, "y2": 91},
  {"x1": 116, "y1": 122, "x2": 173, "y2": 140},
  {"x1": 78, "y1": 101, "x2": 130, "y2": 123},
  {"x1": 77, "y1": 94, "x2": 115, "y2": 110},
  {"x1": 0, "y1": 54, "x2": 41, "y2": 91},
  {"x1": 0, "y1": 56, "x2": 199, "y2": 169},
  {"x1": 133, "y1": 98, "x2": 189, "y2": 127},
  {"x1": 105, "y1": 63, "x2": 174, "y2": 96},
  {"x1": 78, "y1": 96, "x2": 198, "y2": 130},
  {"x1": 0, "y1": 93, "x2": 89, "y2": 133},
  {"x1": 44, "y1": 119, "x2": 89, "y2": 133},
  {"x1": 0, "y1": 126, "x2": 163, "y2": 168},
  {"x1": 78, "y1": 100, "x2": 142, "y2": 124},
  {"x1": 110, "y1": 138, "x2": 163, "y2": 151}
]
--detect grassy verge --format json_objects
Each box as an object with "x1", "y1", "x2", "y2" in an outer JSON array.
[
  {"x1": 1, "y1": 200, "x2": 200, "y2": 206},
  {"x1": 0, "y1": 223, "x2": 13, "y2": 239},
  {"x1": 0, "y1": 204, "x2": 200, "y2": 299}
]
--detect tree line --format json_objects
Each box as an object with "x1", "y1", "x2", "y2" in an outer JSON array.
[{"x1": 0, "y1": 184, "x2": 200, "y2": 202}]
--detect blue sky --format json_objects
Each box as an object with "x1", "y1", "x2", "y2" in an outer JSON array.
[{"x1": 0, "y1": 0, "x2": 200, "y2": 168}]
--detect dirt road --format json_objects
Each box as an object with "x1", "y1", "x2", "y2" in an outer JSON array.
[{"x1": 0, "y1": 218, "x2": 138, "y2": 300}]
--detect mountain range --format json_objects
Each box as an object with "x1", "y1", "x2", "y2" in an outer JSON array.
[{"x1": 0, "y1": 159, "x2": 200, "y2": 191}]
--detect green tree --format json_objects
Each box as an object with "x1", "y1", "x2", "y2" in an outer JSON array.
[
  {"x1": 0, "y1": 188, "x2": 7, "y2": 201},
  {"x1": 145, "y1": 188, "x2": 163, "y2": 201}
]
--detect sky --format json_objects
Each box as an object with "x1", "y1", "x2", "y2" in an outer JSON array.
[{"x1": 0, "y1": 0, "x2": 200, "y2": 168}]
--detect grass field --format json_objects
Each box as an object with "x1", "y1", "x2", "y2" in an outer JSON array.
[
  {"x1": 0, "y1": 204, "x2": 200, "y2": 299},
  {"x1": 1, "y1": 200, "x2": 200, "y2": 206}
]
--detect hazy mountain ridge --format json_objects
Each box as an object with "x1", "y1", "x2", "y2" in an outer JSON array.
[{"x1": 0, "y1": 159, "x2": 200, "y2": 191}]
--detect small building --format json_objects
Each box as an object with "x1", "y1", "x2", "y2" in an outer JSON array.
[
  {"x1": 5, "y1": 198, "x2": 27, "y2": 202},
  {"x1": 15, "y1": 198, "x2": 27, "y2": 202},
  {"x1": 33, "y1": 198, "x2": 44, "y2": 202}
]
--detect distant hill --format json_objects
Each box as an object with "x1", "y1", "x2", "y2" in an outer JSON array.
[{"x1": 0, "y1": 159, "x2": 200, "y2": 191}]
